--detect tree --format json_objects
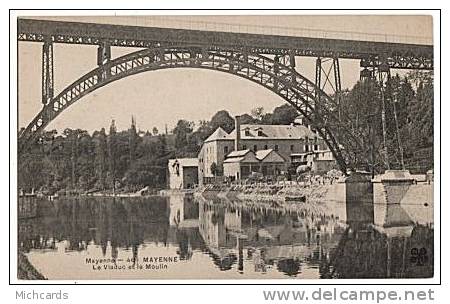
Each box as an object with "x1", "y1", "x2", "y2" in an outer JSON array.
[
  {"x1": 406, "y1": 80, "x2": 433, "y2": 149},
  {"x1": 339, "y1": 72, "x2": 433, "y2": 173},
  {"x1": 62, "y1": 128, "x2": 89, "y2": 190},
  {"x1": 239, "y1": 113, "x2": 256, "y2": 124},
  {"x1": 93, "y1": 128, "x2": 108, "y2": 190},
  {"x1": 75, "y1": 131, "x2": 95, "y2": 191},
  {"x1": 210, "y1": 110, "x2": 234, "y2": 133},
  {"x1": 210, "y1": 162, "x2": 223, "y2": 176},
  {"x1": 210, "y1": 162, "x2": 218, "y2": 177},
  {"x1": 107, "y1": 120, "x2": 118, "y2": 191},
  {"x1": 173, "y1": 119, "x2": 194, "y2": 151},
  {"x1": 260, "y1": 112, "x2": 273, "y2": 124},
  {"x1": 156, "y1": 134, "x2": 168, "y2": 157},
  {"x1": 129, "y1": 116, "x2": 138, "y2": 167},
  {"x1": 340, "y1": 79, "x2": 383, "y2": 171},
  {"x1": 194, "y1": 120, "x2": 213, "y2": 140},
  {"x1": 250, "y1": 106, "x2": 265, "y2": 121},
  {"x1": 271, "y1": 104, "x2": 299, "y2": 125},
  {"x1": 152, "y1": 127, "x2": 159, "y2": 136}
]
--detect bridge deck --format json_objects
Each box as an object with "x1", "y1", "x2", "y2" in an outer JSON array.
[{"x1": 17, "y1": 18, "x2": 433, "y2": 70}]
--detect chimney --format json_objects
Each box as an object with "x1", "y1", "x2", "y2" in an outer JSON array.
[{"x1": 234, "y1": 115, "x2": 241, "y2": 151}]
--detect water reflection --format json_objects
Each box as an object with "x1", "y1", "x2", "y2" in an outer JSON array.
[{"x1": 18, "y1": 194, "x2": 433, "y2": 279}]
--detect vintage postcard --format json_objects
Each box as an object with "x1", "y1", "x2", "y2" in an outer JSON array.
[{"x1": 16, "y1": 14, "x2": 435, "y2": 280}]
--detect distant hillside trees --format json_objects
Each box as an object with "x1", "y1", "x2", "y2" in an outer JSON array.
[
  {"x1": 339, "y1": 71, "x2": 433, "y2": 173},
  {"x1": 18, "y1": 119, "x2": 172, "y2": 194}
]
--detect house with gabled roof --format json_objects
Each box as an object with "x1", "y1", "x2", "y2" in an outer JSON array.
[
  {"x1": 222, "y1": 149, "x2": 286, "y2": 180},
  {"x1": 198, "y1": 115, "x2": 334, "y2": 184}
]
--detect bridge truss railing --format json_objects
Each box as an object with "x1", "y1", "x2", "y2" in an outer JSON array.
[{"x1": 101, "y1": 16, "x2": 433, "y2": 45}]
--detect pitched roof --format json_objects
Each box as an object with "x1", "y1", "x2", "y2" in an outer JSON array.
[
  {"x1": 255, "y1": 149, "x2": 273, "y2": 160},
  {"x1": 226, "y1": 149, "x2": 251, "y2": 158},
  {"x1": 227, "y1": 124, "x2": 316, "y2": 140},
  {"x1": 204, "y1": 127, "x2": 231, "y2": 143},
  {"x1": 223, "y1": 157, "x2": 245, "y2": 163},
  {"x1": 255, "y1": 149, "x2": 285, "y2": 163},
  {"x1": 223, "y1": 149, "x2": 259, "y2": 163}
]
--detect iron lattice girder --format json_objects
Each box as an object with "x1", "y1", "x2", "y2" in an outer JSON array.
[
  {"x1": 314, "y1": 57, "x2": 342, "y2": 100},
  {"x1": 18, "y1": 18, "x2": 433, "y2": 70},
  {"x1": 360, "y1": 53, "x2": 433, "y2": 70},
  {"x1": 18, "y1": 46, "x2": 367, "y2": 172}
]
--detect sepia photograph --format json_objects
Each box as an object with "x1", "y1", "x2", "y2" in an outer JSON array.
[{"x1": 15, "y1": 13, "x2": 435, "y2": 281}]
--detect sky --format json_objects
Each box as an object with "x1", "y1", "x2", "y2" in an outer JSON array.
[{"x1": 18, "y1": 15, "x2": 433, "y2": 134}]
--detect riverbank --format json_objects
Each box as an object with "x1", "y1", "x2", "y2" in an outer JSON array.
[
  {"x1": 20, "y1": 186, "x2": 163, "y2": 200},
  {"x1": 198, "y1": 181, "x2": 340, "y2": 204},
  {"x1": 237, "y1": 183, "x2": 333, "y2": 203},
  {"x1": 196, "y1": 177, "x2": 433, "y2": 207},
  {"x1": 18, "y1": 252, "x2": 46, "y2": 280}
]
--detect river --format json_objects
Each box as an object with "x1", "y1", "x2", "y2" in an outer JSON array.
[{"x1": 18, "y1": 193, "x2": 434, "y2": 280}]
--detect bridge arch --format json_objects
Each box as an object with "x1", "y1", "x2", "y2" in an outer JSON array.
[{"x1": 19, "y1": 46, "x2": 366, "y2": 172}]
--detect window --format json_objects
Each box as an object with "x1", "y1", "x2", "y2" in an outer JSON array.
[
  {"x1": 257, "y1": 130, "x2": 264, "y2": 136},
  {"x1": 290, "y1": 145, "x2": 294, "y2": 151},
  {"x1": 274, "y1": 145, "x2": 279, "y2": 151},
  {"x1": 253, "y1": 145, "x2": 257, "y2": 152},
  {"x1": 244, "y1": 128, "x2": 251, "y2": 136},
  {"x1": 305, "y1": 145, "x2": 309, "y2": 152},
  {"x1": 264, "y1": 145, "x2": 268, "y2": 150},
  {"x1": 224, "y1": 146, "x2": 229, "y2": 154},
  {"x1": 242, "y1": 144, "x2": 247, "y2": 150},
  {"x1": 314, "y1": 145, "x2": 318, "y2": 151}
]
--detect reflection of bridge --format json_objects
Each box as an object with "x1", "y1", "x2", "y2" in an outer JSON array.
[{"x1": 17, "y1": 18, "x2": 433, "y2": 172}]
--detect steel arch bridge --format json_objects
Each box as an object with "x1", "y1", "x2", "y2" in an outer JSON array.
[
  {"x1": 19, "y1": 45, "x2": 363, "y2": 172},
  {"x1": 17, "y1": 18, "x2": 434, "y2": 173}
]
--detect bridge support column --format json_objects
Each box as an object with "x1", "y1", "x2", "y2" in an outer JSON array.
[
  {"x1": 333, "y1": 57, "x2": 342, "y2": 121},
  {"x1": 314, "y1": 57, "x2": 342, "y2": 102},
  {"x1": 314, "y1": 57, "x2": 322, "y2": 120},
  {"x1": 314, "y1": 57, "x2": 342, "y2": 120},
  {"x1": 377, "y1": 57, "x2": 391, "y2": 170},
  {"x1": 273, "y1": 55, "x2": 280, "y2": 91},
  {"x1": 97, "y1": 41, "x2": 111, "y2": 80},
  {"x1": 41, "y1": 38, "x2": 54, "y2": 105},
  {"x1": 314, "y1": 57, "x2": 322, "y2": 98},
  {"x1": 289, "y1": 53, "x2": 297, "y2": 83}
]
